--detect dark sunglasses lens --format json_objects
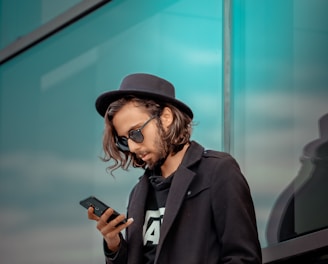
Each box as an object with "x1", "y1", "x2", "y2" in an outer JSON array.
[
  {"x1": 116, "y1": 137, "x2": 129, "y2": 152},
  {"x1": 129, "y1": 130, "x2": 144, "y2": 143}
]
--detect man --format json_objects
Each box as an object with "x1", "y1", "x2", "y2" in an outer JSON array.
[{"x1": 88, "y1": 73, "x2": 262, "y2": 263}]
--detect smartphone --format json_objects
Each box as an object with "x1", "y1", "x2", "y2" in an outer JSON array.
[{"x1": 80, "y1": 196, "x2": 127, "y2": 224}]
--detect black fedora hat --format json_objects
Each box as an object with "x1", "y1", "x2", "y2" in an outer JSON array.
[{"x1": 95, "y1": 73, "x2": 193, "y2": 118}]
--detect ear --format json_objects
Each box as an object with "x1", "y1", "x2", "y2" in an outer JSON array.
[{"x1": 160, "y1": 107, "x2": 173, "y2": 130}]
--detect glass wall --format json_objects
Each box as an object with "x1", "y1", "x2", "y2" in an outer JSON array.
[
  {"x1": 0, "y1": 0, "x2": 223, "y2": 263},
  {"x1": 232, "y1": 0, "x2": 328, "y2": 250},
  {"x1": 0, "y1": 0, "x2": 83, "y2": 49}
]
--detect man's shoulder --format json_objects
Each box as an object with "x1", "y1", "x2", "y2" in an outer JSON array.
[
  {"x1": 202, "y1": 149, "x2": 231, "y2": 159},
  {"x1": 187, "y1": 141, "x2": 235, "y2": 168},
  {"x1": 188, "y1": 141, "x2": 233, "y2": 162}
]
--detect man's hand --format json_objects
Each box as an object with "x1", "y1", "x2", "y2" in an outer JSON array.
[{"x1": 88, "y1": 207, "x2": 134, "y2": 252}]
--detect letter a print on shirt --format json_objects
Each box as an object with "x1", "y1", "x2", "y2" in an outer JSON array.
[{"x1": 143, "y1": 208, "x2": 165, "y2": 245}]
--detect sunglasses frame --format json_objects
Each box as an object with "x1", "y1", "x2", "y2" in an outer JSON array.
[{"x1": 115, "y1": 116, "x2": 156, "y2": 151}]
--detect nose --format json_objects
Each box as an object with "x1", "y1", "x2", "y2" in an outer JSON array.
[{"x1": 127, "y1": 139, "x2": 140, "y2": 153}]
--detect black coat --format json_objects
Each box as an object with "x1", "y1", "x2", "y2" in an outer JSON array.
[{"x1": 105, "y1": 141, "x2": 262, "y2": 264}]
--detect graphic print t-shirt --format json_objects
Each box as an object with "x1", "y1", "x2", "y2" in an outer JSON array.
[{"x1": 143, "y1": 174, "x2": 173, "y2": 264}]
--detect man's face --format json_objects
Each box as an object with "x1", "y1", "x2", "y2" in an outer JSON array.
[{"x1": 112, "y1": 101, "x2": 166, "y2": 169}]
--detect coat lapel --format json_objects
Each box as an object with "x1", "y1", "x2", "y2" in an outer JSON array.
[
  {"x1": 157, "y1": 166, "x2": 196, "y2": 248},
  {"x1": 155, "y1": 141, "x2": 204, "y2": 262},
  {"x1": 128, "y1": 141, "x2": 204, "y2": 263}
]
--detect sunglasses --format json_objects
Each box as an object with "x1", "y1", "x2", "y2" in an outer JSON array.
[{"x1": 115, "y1": 116, "x2": 155, "y2": 152}]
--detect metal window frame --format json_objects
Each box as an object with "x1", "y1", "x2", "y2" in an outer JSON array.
[
  {"x1": 223, "y1": 0, "x2": 232, "y2": 154},
  {"x1": 262, "y1": 229, "x2": 328, "y2": 263},
  {"x1": 0, "y1": 0, "x2": 111, "y2": 64}
]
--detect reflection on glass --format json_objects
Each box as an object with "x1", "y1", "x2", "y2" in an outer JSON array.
[{"x1": 267, "y1": 113, "x2": 328, "y2": 243}]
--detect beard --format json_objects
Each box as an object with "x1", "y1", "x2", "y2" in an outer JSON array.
[
  {"x1": 132, "y1": 123, "x2": 170, "y2": 170},
  {"x1": 145, "y1": 135, "x2": 169, "y2": 170}
]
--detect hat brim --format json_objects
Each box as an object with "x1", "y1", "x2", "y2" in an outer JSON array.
[{"x1": 95, "y1": 90, "x2": 193, "y2": 119}]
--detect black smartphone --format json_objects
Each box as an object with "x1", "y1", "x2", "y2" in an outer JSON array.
[{"x1": 79, "y1": 196, "x2": 127, "y2": 224}]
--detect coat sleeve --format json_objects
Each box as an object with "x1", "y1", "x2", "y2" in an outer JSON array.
[
  {"x1": 103, "y1": 233, "x2": 128, "y2": 264},
  {"x1": 210, "y1": 154, "x2": 262, "y2": 263},
  {"x1": 103, "y1": 183, "x2": 140, "y2": 264}
]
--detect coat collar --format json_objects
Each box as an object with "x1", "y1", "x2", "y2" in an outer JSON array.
[{"x1": 181, "y1": 141, "x2": 205, "y2": 168}]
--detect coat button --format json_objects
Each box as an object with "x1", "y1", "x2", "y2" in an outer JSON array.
[{"x1": 187, "y1": 190, "x2": 192, "y2": 196}]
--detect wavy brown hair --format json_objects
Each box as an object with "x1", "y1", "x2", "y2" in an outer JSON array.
[{"x1": 101, "y1": 96, "x2": 193, "y2": 175}]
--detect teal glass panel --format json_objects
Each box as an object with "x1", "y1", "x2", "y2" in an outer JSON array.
[
  {"x1": 0, "y1": 0, "x2": 223, "y2": 263},
  {"x1": 232, "y1": 0, "x2": 328, "y2": 247},
  {"x1": 0, "y1": 0, "x2": 83, "y2": 49}
]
